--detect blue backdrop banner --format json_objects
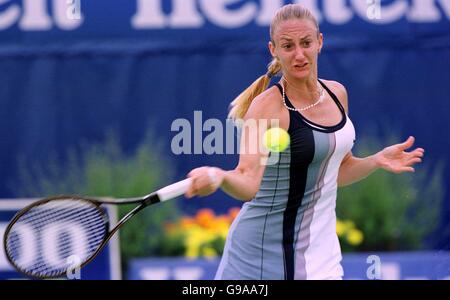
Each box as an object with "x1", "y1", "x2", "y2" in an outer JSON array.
[
  {"x1": 1, "y1": 1, "x2": 449, "y2": 249},
  {"x1": 127, "y1": 252, "x2": 450, "y2": 280}
]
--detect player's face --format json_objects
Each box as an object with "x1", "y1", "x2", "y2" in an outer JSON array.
[{"x1": 269, "y1": 19, "x2": 323, "y2": 80}]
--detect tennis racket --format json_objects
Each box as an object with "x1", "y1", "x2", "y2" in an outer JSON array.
[{"x1": 2, "y1": 178, "x2": 192, "y2": 279}]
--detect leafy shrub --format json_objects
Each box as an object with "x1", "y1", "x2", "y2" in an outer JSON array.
[{"x1": 336, "y1": 135, "x2": 445, "y2": 252}]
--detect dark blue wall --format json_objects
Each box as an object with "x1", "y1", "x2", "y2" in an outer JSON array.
[{"x1": 1, "y1": 0, "x2": 449, "y2": 248}]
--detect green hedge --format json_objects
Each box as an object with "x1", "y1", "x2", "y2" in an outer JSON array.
[{"x1": 336, "y1": 135, "x2": 445, "y2": 252}]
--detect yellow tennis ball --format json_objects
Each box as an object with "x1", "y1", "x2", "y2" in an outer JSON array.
[{"x1": 263, "y1": 128, "x2": 290, "y2": 152}]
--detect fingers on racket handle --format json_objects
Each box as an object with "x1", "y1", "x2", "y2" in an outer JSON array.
[{"x1": 156, "y1": 178, "x2": 192, "y2": 201}]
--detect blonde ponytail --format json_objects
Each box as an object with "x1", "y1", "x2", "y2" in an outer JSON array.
[{"x1": 228, "y1": 57, "x2": 282, "y2": 120}]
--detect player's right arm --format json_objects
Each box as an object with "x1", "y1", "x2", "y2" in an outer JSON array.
[
  {"x1": 218, "y1": 95, "x2": 273, "y2": 201},
  {"x1": 185, "y1": 87, "x2": 282, "y2": 201}
]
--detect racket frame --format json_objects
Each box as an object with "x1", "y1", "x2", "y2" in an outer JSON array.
[
  {"x1": 3, "y1": 178, "x2": 191, "y2": 279},
  {"x1": 3, "y1": 192, "x2": 160, "y2": 279}
]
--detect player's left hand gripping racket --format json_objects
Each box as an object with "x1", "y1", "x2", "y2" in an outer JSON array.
[{"x1": 2, "y1": 178, "x2": 192, "y2": 279}]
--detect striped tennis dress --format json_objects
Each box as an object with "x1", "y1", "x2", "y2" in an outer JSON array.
[{"x1": 215, "y1": 80, "x2": 356, "y2": 280}]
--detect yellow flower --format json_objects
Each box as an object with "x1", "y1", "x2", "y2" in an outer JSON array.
[
  {"x1": 346, "y1": 228, "x2": 364, "y2": 246},
  {"x1": 185, "y1": 245, "x2": 199, "y2": 259},
  {"x1": 202, "y1": 230, "x2": 218, "y2": 243},
  {"x1": 202, "y1": 246, "x2": 218, "y2": 259},
  {"x1": 343, "y1": 220, "x2": 355, "y2": 231},
  {"x1": 336, "y1": 219, "x2": 345, "y2": 236},
  {"x1": 210, "y1": 216, "x2": 230, "y2": 239},
  {"x1": 184, "y1": 228, "x2": 204, "y2": 259},
  {"x1": 215, "y1": 215, "x2": 231, "y2": 227}
]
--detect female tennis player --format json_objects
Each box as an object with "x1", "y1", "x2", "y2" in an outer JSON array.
[{"x1": 185, "y1": 4, "x2": 424, "y2": 280}]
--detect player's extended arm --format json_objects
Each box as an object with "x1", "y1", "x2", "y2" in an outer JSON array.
[
  {"x1": 185, "y1": 137, "x2": 268, "y2": 201},
  {"x1": 218, "y1": 165, "x2": 266, "y2": 201},
  {"x1": 337, "y1": 136, "x2": 424, "y2": 187},
  {"x1": 337, "y1": 152, "x2": 379, "y2": 187},
  {"x1": 185, "y1": 91, "x2": 281, "y2": 201}
]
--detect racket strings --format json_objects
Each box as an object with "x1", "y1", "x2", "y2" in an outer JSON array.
[
  {"x1": 5, "y1": 198, "x2": 108, "y2": 278},
  {"x1": 16, "y1": 208, "x2": 105, "y2": 269},
  {"x1": 7, "y1": 201, "x2": 105, "y2": 277},
  {"x1": 8, "y1": 201, "x2": 103, "y2": 255}
]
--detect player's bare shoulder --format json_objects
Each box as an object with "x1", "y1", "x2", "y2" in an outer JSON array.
[
  {"x1": 320, "y1": 79, "x2": 349, "y2": 113},
  {"x1": 243, "y1": 85, "x2": 283, "y2": 121}
]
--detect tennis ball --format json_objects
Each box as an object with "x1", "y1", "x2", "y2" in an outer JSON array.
[{"x1": 263, "y1": 127, "x2": 290, "y2": 152}]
